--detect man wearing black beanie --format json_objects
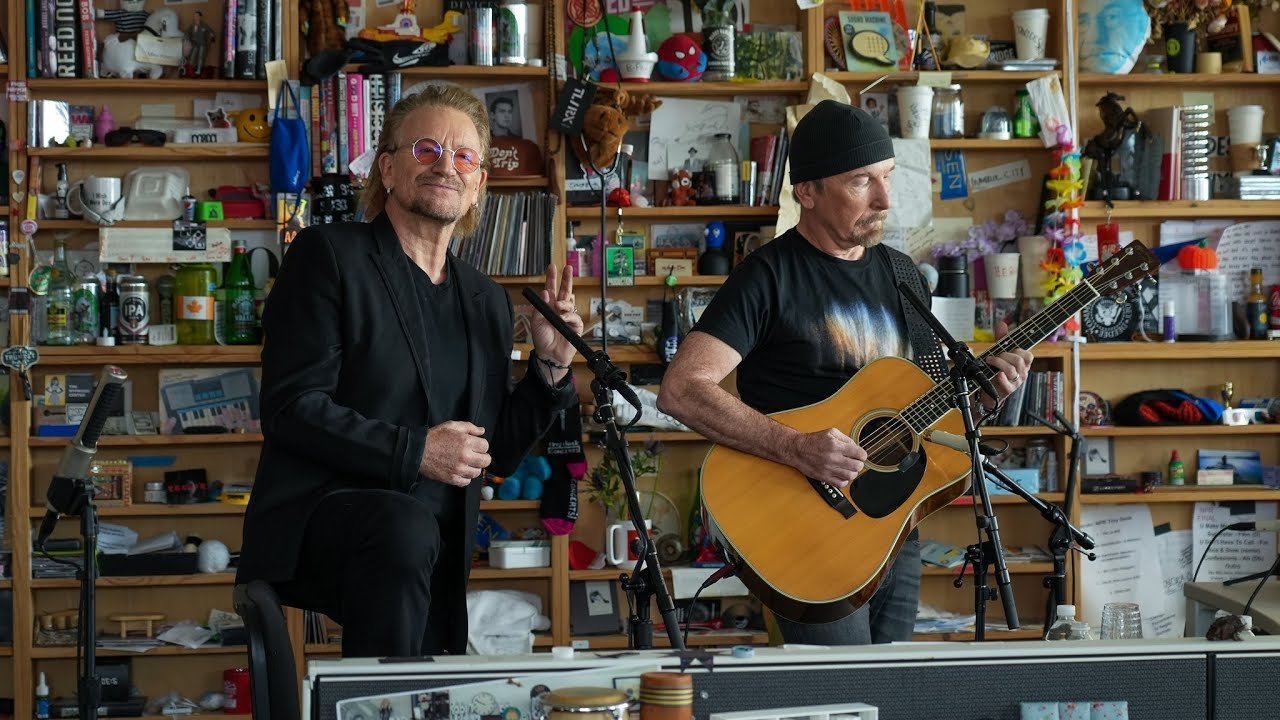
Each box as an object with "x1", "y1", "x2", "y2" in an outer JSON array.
[{"x1": 658, "y1": 100, "x2": 1032, "y2": 645}]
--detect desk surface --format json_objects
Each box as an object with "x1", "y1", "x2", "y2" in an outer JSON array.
[{"x1": 1185, "y1": 580, "x2": 1280, "y2": 633}]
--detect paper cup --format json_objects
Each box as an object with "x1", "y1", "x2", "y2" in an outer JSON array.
[
  {"x1": 1016, "y1": 235, "x2": 1050, "y2": 297},
  {"x1": 1012, "y1": 8, "x2": 1050, "y2": 61},
  {"x1": 1228, "y1": 105, "x2": 1266, "y2": 172},
  {"x1": 897, "y1": 85, "x2": 934, "y2": 139},
  {"x1": 984, "y1": 252, "x2": 1021, "y2": 299},
  {"x1": 1196, "y1": 51, "x2": 1222, "y2": 74}
]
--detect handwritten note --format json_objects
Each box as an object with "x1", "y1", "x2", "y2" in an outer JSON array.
[
  {"x1": 1154, "y1": 527, "x2": 1193, "y2": 638},
  {"x1": 648, "y1": 97, "x2": 742, "y2": 177},
  {"x1": 888, "y1": 138, "x2": 933, "y2": 228},
  {"x1": 1079, "y1": 505, "x2": 1170, "y2": 637},
  {"x1": 1192, "y1": 501, "x2": 1278, "y2": 583},
  {"x1": 1214, "y1": 221, "x2": 1280, "y2": 299},
  {"x1": 967, "y1": 159, "x2": 1032, "y2": 195}
]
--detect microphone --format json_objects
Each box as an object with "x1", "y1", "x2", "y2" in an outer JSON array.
[
  {"x1": 1227, "y1": 519, "x2": 1280, "y2": 532},
  {"x1": 923, "y1": 429, "x2": 1002, "y2": 456},
  {"x1": 520, "y1": 286, "x2": 643, "y2": 412},
  {"x1": 37, "y1": 366, "x2": 128, "y2": 551}
]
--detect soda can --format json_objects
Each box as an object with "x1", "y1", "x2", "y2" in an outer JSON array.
[
  {"x1": 118, "y1": 274, "x2": 150, "y2": 344},
  {"x1": 468, "y1": 7, "x2": 495, "y2": 66},
  {"x1": 181, "y1": 194, "x2": 197, "y2": 222},
  {"x1": 497, "y1": 1, "x2": 528, "y2": 66},
  {"x1": 72, "y1": 277, "x2": 100, "y2": 343}
]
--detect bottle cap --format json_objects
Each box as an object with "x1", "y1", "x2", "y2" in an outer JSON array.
[
  {"x1": 1163, "y1": 300, "x2": 1176, "y2": 315},
  {"x1": 37, "y1": 671, "x2": 48, "y2": 694},
  {"x1": 96, "y1": 334, "x2": 116, "y2": 347},
  {"x1": 1056, "y1": 604, "x2": 1075, "y2": 617}
]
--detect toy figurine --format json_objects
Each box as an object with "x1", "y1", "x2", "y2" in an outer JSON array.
[
  {"x1": 669, "y1": 167, "x2": 696, "y2": 206},
  {"x1": 656, "y1": 33, "x2": 707, "y2": 81},
  {"x1": 97, "y1": 0, "x2": 150, "y2": 36},
  {"x1": 183, "y1": 11, "x2": 217, "y2": 78}
]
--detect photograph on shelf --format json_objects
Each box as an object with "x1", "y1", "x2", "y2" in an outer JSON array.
[
  {"x1": 89, "y1": 460, "x2": 133, "y2": 507},
  {"x1": 1083, "y1": 436, "x2": 1114, "y2": 477},
  {"x1": 158, "y1": 367, "x2": 262, "y2": 434},
  {"x1": 475, "y1": 82, "x2": 543, "y2": 178},
  {"x1": 1197, "y1": 449, "x2": 1264, "y2": 485}
]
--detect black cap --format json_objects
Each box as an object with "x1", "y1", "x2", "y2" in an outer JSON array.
[{"x1": 789, "y1": 99, "x2": 895, "y2": 184}]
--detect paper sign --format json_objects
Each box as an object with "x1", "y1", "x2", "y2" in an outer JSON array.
[
  {"x1": 1213, "y1": 221, "x2": 1280, "y2": 299},
  {"x1": 1078, "y1": 504, "x2": 1171, "y2": 638},
  {"x1": 1192, "y1": 501, "x2": 1278, "y2": 583},
  {"x1": 967, "y1": 159, "x2": 1032, "y2": 194},
  {"x1": 888, "y1": 138, "x2": 933, "y2": 228},
  {"x1": 928, "y1": 296, "x2": 975, "y2": 341},
  {"x1": 100, "y1": 227, "x2": 231, "y2": 264},
  {"x1": 917, "y1": 71, "x2": 953, "y2": 87},
  {"x1": 935, "y1": 150, "x2": 968, "y2": 200}
]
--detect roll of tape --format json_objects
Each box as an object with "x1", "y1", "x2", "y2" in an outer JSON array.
[{"x1": 731, "y1": 645, "x2": 754, "y2": 659}]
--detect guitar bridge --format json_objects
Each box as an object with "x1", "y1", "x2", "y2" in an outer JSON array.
[{"x1": 807, "y1": 477, "x2": 857, "y2": 519}]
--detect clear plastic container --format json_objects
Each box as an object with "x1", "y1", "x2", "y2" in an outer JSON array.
[
  {"x1": 1045, "y1": 603, "x2": 1076, "y2": 640},
  {"x1": 708, "y1": 132, "x2": 740, "y2": 204},
  {"x1": 1068, "y1": 621, "x2": 1093, "y2": 640}
]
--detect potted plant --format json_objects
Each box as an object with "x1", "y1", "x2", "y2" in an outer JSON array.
[{"x1": 588, "y1": 440, "x2": 664, "y2": 522}]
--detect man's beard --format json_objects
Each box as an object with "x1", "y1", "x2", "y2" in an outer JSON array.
[
  {"x1": 849, "y1": 212, "x2": 888, "y2": 248},
  {"x1": 404, "y1": 178, "x2": 465, "y2": 224}
]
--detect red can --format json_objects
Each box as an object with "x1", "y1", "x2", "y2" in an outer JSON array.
[
  {"x1": 223, "y1": 667, "x2": 251, "y2": 714},
  {"x1": 1269, "y1": 284, "x2": 1280, "y2": 331}
]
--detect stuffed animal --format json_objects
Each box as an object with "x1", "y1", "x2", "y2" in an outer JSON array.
[
  {"x1": 569, "y1": 84, "x2": 662, "y2": 173},
  {"x1": 656, "y1": 33, "x2": 706, "y2": 81},
  {"x1": 669, "y1": 168, "x2": 696, "y2": 206},
  {"x1": 497, "y1": 455, "x2": 552, "y2": 501},
  {"x1": 300, "y1": 0, "x2": 349, "y2": 58}
]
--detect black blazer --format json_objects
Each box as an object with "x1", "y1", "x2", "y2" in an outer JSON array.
[{"x1": 237, "y1": 213, "x2": 576, "y2": 653}]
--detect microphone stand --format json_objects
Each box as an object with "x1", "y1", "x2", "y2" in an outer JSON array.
[
  {"x1": 36, "y1": 366, "x2": 128, "y2": 720},
  {"x1": 897, "y1": 283, "x2": 1018, "y2": 639},
  {"x1": 1023, "y1": 411, "x2": 1094, "y2": 636},
  {"x1": 521, "y1": 287, "x2": 686, "y2": 651}
]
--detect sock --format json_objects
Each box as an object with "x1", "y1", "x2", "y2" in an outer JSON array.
[{"x1": 541, "y1": 400, "x2": 586, "y2": 535}]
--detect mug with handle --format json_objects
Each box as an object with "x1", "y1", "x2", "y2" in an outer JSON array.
[
  {"x1": 605, "y1": 518, "x2": 653, "y2": 570},
  {"x1": 67, "y1": 176, "x2": 125, "y2": 225}
]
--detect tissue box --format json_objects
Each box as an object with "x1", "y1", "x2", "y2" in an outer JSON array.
[
  {"x1": 987, "y1": 468, "x2": 1041, "y2": 496},
  {"x1": 490, "y1": 540, "x2": 551, "y2": 569}
]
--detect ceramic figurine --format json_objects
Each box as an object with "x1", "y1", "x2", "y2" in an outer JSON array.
[{"x1": 184, "y1": 11, "x2": 217, "y2": 78}]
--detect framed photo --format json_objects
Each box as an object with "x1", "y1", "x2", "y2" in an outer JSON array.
[
  {"x1": 474, "y1": 83, "x2": 537, "y2": 141},
  {"x1": 89, "y1": 459, "x2": 132, "y2": 507},
  {"x1": 1083, "y1": 437, "x2": 1114, "y2": 476},
  {"x1": 1197, "y1": 449, "x2": 1263, "y2": 485},
  {"x1": 605, "y1": 246, "x2": 635, "y2": 287}
]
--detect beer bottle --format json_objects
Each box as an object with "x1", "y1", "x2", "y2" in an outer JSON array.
[
  {"x1": 223, "y1": 239, "x2": 258, "y2": 344},
  {"x1": 1247, "y1": 267, "x2": 1269, "y2": 339},
  {"x1": 44, "y1": 240, "x2": 76, "y2": 345},
  {"x1": 175, "y1": 262, "x2": 217, "y2": 344}
]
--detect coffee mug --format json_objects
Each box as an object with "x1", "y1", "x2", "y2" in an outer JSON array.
[
  {"x1": 67, "y1": 176, "x2": 125, "y2": 225},
  {"x1": 605, "y1": 518, "x2": 653, "y2": 569}
]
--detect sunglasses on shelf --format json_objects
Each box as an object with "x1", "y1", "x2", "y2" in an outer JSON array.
[
  {"x1": 104, "y1": 127, "x2": 168, "y2": 147},
  {"x1": 404, "y1": 137, "x2": 483, "y2": 174}
]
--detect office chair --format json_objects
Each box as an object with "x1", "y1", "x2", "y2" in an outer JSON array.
[{"x1": 233, "y1": 580, "x2": 300, "y2": 720}]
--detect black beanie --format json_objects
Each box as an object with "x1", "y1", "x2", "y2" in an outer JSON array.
[{"x1": 789, "y1": 100, "x2": 895, "y2": 184}]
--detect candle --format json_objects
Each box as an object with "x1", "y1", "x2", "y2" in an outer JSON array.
[{"x1": 1097, "y1": 222, "x2": 1120, "y2": 261}]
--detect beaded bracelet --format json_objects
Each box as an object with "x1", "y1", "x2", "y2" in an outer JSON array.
[{"x1": 537, "y1": 355, "x2": 572, "y2": 370}]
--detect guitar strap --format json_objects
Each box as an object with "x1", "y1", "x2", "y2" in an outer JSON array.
[{"x1": 888, "y1": 250, "x2": 949, "y2": 384}]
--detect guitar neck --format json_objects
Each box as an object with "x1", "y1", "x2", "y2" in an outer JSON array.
[{"x1": 905, "y1": 275, "x2": 1103, "y2": 431}]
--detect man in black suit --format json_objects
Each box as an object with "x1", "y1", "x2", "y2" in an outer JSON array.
[{"x1": 237, "y1": 84, "x2": 582, "y2": 658}]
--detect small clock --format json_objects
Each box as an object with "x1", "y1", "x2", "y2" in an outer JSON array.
[{"x1": 1083, "y1": 292, "x2": 1138, "y2": 342}]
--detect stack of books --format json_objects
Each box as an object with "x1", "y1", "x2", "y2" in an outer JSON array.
[{"x1": 1223, "y1": 174, "x2": 1280, "y2": 199}]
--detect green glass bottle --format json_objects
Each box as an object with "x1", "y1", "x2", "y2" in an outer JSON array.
[
  {"x1": 175, "y1": 262, "x2": 217, "y2": 344},
  {"x1": 44, "y1": 240, "x2": 76, "y2": 346},
  {"x1": 224, "y1": 239, "x2": 258, "y2": 344}
]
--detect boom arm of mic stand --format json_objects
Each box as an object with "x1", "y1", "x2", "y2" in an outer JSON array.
[{"x1": 983, "y1": 460, "x2": 1096, "y2": 552}]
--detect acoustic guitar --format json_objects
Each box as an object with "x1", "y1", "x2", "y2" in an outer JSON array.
[{"x1": 699, "y1": 242, "x2": 1157, "y2": 623}]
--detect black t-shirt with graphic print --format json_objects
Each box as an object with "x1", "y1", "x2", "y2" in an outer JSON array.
[{"x1": 691, "y1": 228, "x2": 911, "y2": 415}]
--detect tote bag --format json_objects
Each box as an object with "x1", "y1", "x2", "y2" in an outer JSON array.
[{"x1": 270, "y1": 81, "x2": 310, "y2": 195}]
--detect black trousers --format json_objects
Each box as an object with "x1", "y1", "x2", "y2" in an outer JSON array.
[{"x1": 272, "y1": 486, "x2": 463, "y2": 658}]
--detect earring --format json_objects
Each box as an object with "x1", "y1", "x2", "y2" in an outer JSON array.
[{"x1": 385, "y1": 186, "x2": 392, "y2": 195}]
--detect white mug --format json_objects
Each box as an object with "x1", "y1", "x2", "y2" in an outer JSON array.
[
  {"x1": 67, "y1": 176, "x2": 125, "y2": 225},
  {"x1": 605, "y1": 518, "x2": 653, "y2": 569}
]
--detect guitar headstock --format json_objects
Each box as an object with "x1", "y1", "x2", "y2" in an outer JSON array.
[{"x1": 1088, "y1": 240, "x2": 1158, "y2": 299}]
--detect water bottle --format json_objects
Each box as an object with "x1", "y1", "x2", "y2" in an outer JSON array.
[
  {"x1": 1045, "y1": 604, "x2": 1076, "y2": 640},
  {"x1": 1068, "y1": 621, "x2": 1093, "y2": 640}
]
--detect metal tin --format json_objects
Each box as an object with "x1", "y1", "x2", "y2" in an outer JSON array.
[
  {"x1": 144, "y1": 481, "x2": 166, "y2": 503},
  {"x1": 71, "y1": 277, "x2": 100, "y2": 343},
  {"x1": 117, "y1": 274, "x2": 150, "y2": 344},
  {"x1": 223, "y1": 667, "x2": 252, "y2": 715},
  {"x1": 497, "y1": 1, "x2": 528, "y2": 66},
  {"x1": 468, "y1": 7, "x2": 495, "y2": 66}
]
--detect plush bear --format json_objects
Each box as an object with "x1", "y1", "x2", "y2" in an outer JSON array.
[
  {"x1": 569, "y1": 84, "x2": 662, "y2": 173},
  {"x1": 497, "y1": 455, "x2": 552, "y2": 501}
]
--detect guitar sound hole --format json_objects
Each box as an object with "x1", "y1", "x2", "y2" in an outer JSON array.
[{"x1": 857, "y1": 416, "x2": 914, "y2": 467}]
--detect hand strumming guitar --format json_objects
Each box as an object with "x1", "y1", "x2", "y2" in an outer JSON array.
[{"x1": 785, "y1": 427, "x2": 867, "y2": 489}]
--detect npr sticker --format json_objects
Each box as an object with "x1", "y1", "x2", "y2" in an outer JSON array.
[
  {"x1": 934, "y1": 150, "x2": 968, "y2": 200},
  {"x1": 967, "y1": 159, "x2": 1032, "y2": 194}
]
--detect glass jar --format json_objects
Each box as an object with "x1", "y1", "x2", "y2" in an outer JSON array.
[
  {"x1": 931, "y1": 84, "x2": 964, "y2": 139},
  {"x1": 708, "y1": 132, "x2": 740, "y2": 204}
]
